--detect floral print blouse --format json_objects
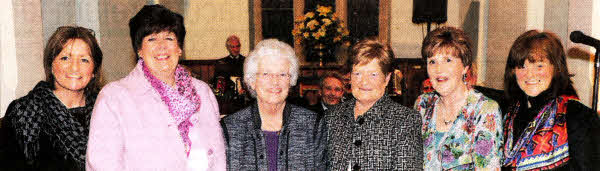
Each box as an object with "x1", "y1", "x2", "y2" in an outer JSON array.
[{"x1": 415, "y1": 89, "x2": 503, "y2": 170}]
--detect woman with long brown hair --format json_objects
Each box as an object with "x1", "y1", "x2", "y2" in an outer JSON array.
[
  {"x1": 502, "y1": 30, "x2": 600, "y2": 170},
  {"x1": 3, "y1": 26, "x2": 103, "y2": 170}
]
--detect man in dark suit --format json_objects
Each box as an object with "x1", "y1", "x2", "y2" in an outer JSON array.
[
  {"x1": 214, "y1": 35, "x2": 248, "y2": 115},
  {"x1": 216, "y1": 35, "x2": 245, "y2": 77},
  {"x1": 306, "y1": 72, "x2": 345, "y2": 122}
]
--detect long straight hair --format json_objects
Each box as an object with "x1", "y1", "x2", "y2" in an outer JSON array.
[{"x1": 504, "y1": 30, "x2": 577, "y2": 103}]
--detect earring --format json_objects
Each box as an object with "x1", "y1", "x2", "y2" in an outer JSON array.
[{"x1": 462, "y1": 74, "x2": 467, "y2": 84}]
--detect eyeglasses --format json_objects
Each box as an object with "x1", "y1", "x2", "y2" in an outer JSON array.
[{"x1": 256, "y1": 72, "x2": 291, "y2": 80}]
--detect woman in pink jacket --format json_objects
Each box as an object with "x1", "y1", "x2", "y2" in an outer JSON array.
[{"x1": 85, "y1": 5, "x2": 226, "y2": 170}]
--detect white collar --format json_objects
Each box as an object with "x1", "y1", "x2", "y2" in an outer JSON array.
[{"x1": 321, "y1": 101, "x2": 328, "y2": 110}]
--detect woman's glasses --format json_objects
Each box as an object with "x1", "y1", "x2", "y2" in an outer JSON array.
[{"x1": 256, "y1": 72, "x2": 290, "y2": 80}]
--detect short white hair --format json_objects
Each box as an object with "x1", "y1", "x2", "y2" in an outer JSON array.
[{"x1": 243, "y1": 39, "x2": 299, "y2": 98}]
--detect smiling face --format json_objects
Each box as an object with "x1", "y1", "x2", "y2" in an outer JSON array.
[
  {"x1": 426, "y1": 52, "x2": 469, "y2": 97},
  {"x1": 52, "y1": 39, "x2": 95, "y2": 94},
  {"x1": 138, "y1": 31, "x2": 182, "y2": 83},
  {"x1": 227, "y1": 39, "x2": 241, "y2": 56},
  {"x1": 251, "y1": 57, "x2": 291, "y2": 106},
  {"x1": 351, "y1": 59, "x2": 391, "y2": 106},
  {"x1": 515, "y1": 57, "x2": 554, "y2": 97},
  {"x1": 322, "y1": 77, "x2": 344, "y2": 105}
]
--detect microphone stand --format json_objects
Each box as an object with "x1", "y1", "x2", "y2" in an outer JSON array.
[{"x1": 593, "y1": 49, "x2": 599, "y2": 112}]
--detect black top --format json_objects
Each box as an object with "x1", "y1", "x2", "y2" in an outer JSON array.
[
  {"x1": 513, "y1": 89, "x2": 555, "y2": 140},
  {"x1": 1, "y1": 81, "x2": 96, "y2": 171},
  {"x1": 215, "y1": 54, "x2": 246, "y2": 78},
  {"x1": 503, "y1": 91, "x2": 600, "y2": 170},
  {"x1": 563, "y1": 100, "x2": 600, "y2": 170},
  {"x1": 304, "y1": 100, "x2": 327, "y2": 123},
  {"x1": 213, "y1": 54, "x2": 248, "y2": 115}
]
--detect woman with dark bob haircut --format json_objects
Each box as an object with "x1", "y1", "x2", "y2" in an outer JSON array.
[
  {"x1": 502, "y1": 30, "x2": 600, "y2": 170},
  {"x1": 2, "y1": 26, "x2": 102, "y2": 170},
  {"x1": 86, "y1": 5, "x2": 225, "y2": 170},
  {"x1": 415, "y1": 26, "x2": 503, "y2": 170}
]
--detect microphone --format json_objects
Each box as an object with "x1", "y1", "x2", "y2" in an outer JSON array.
[
  {"x1": 570, "y1": 31, "x2": 600, "y2": 49},
  {"x1": 572, "y1": 31, "x2": 600, "y2": 112}
]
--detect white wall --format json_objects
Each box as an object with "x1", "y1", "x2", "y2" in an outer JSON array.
[
  {"x1": 390, "y1": 0, "x2": 425, "y2": 59},
  {"x1": 97, "y1": 0, "x2": 148, "y2": 83},
  {"x1": 12, "y1": 0, "x2": 45, "y2": 114},
  {"x1": 568, "y1": 0, "x2": 598, "y2": 108},
  {"x1": 184, "y1": 0, "x2": 250, "y2": 60},
  {"x1": 0, "y1": 0, "x2": 18, "y2": 117}
]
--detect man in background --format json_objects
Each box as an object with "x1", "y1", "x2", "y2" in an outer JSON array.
[
  {"x1": 306, "y1": 72, "x2": 345, "y2": 122},
  {"x1": 214, "y1": 35, "x2": 247, "y2": 115},
  {"x1": 216, "y1": 35, "x2": 245, "y2": 78}
]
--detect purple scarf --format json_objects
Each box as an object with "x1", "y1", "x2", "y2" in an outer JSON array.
[{"x1": 141, "y1": 60, "x2": 201, "y2": 156}]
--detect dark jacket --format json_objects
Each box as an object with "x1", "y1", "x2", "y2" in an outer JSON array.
[
  {"x1": 1, "y1": 81, "x2": 96, "y2": 171},
  {"x1": 502, "y1": 92, "x2": 600, "y2": 170},
  {"x1": 304, "y1": 100, "x2": 326, "y2": 123},
  {"x1": 221, "y1": 102, "x2": 326, "y2": 170},
  {"x1": 325, "y1": 95, "x2": 424, "y2": 170},
  {"x1": 565, "y1": 100, "x2": 600, "y2": 170},
  {"x1": 215, "y1": 54, "x2": 246, "y2": 78}
]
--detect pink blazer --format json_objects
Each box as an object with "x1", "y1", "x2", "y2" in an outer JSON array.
[{"x1": 86, "y1": 63, "x2": 226, "y2": 170}]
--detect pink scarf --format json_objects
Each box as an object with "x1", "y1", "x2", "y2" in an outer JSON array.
[{"x1": 141, "y1": 60, "x2": 200, "y2": 156}]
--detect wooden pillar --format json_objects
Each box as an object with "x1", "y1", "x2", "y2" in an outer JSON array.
[
  {"x1": 336, "y1": 0, "x2": 347, "y2": 23},
  {"x1": 294, "y1": 0, "x2": 305, "y2": 63},
  {"x1": 379, "y1": 0, "x2": 390, "y2": 44},
  {"x1": 253, "y1": 0, "x2": 263, "y2": 46}
]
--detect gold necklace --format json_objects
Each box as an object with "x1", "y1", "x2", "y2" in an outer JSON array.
[
  {"x1": 443, "y1": 119, "x2": 453, "y2": 125},
  {"x1": 437, "y1": 90, "x2": 468, "y2": 126},
  {"x1": 437, "y1": 102, "x2": 458, "y2": 126}
]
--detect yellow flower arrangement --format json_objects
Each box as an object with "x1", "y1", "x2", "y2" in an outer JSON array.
[
  {"x1": 317, "y1": 5, "x2": 332, "y2": 16},
  {"x1": 293, "y1": 5, "x2": 350, "y2": 62}
]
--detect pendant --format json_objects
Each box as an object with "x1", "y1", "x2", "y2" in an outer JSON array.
[{"x1": 444, "y1": 120, "x2": 452, "y2": 125}]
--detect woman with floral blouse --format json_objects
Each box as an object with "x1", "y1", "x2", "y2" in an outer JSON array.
[{"x1": 415, "y1": 26, "x2": 503, "y2": 170}]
